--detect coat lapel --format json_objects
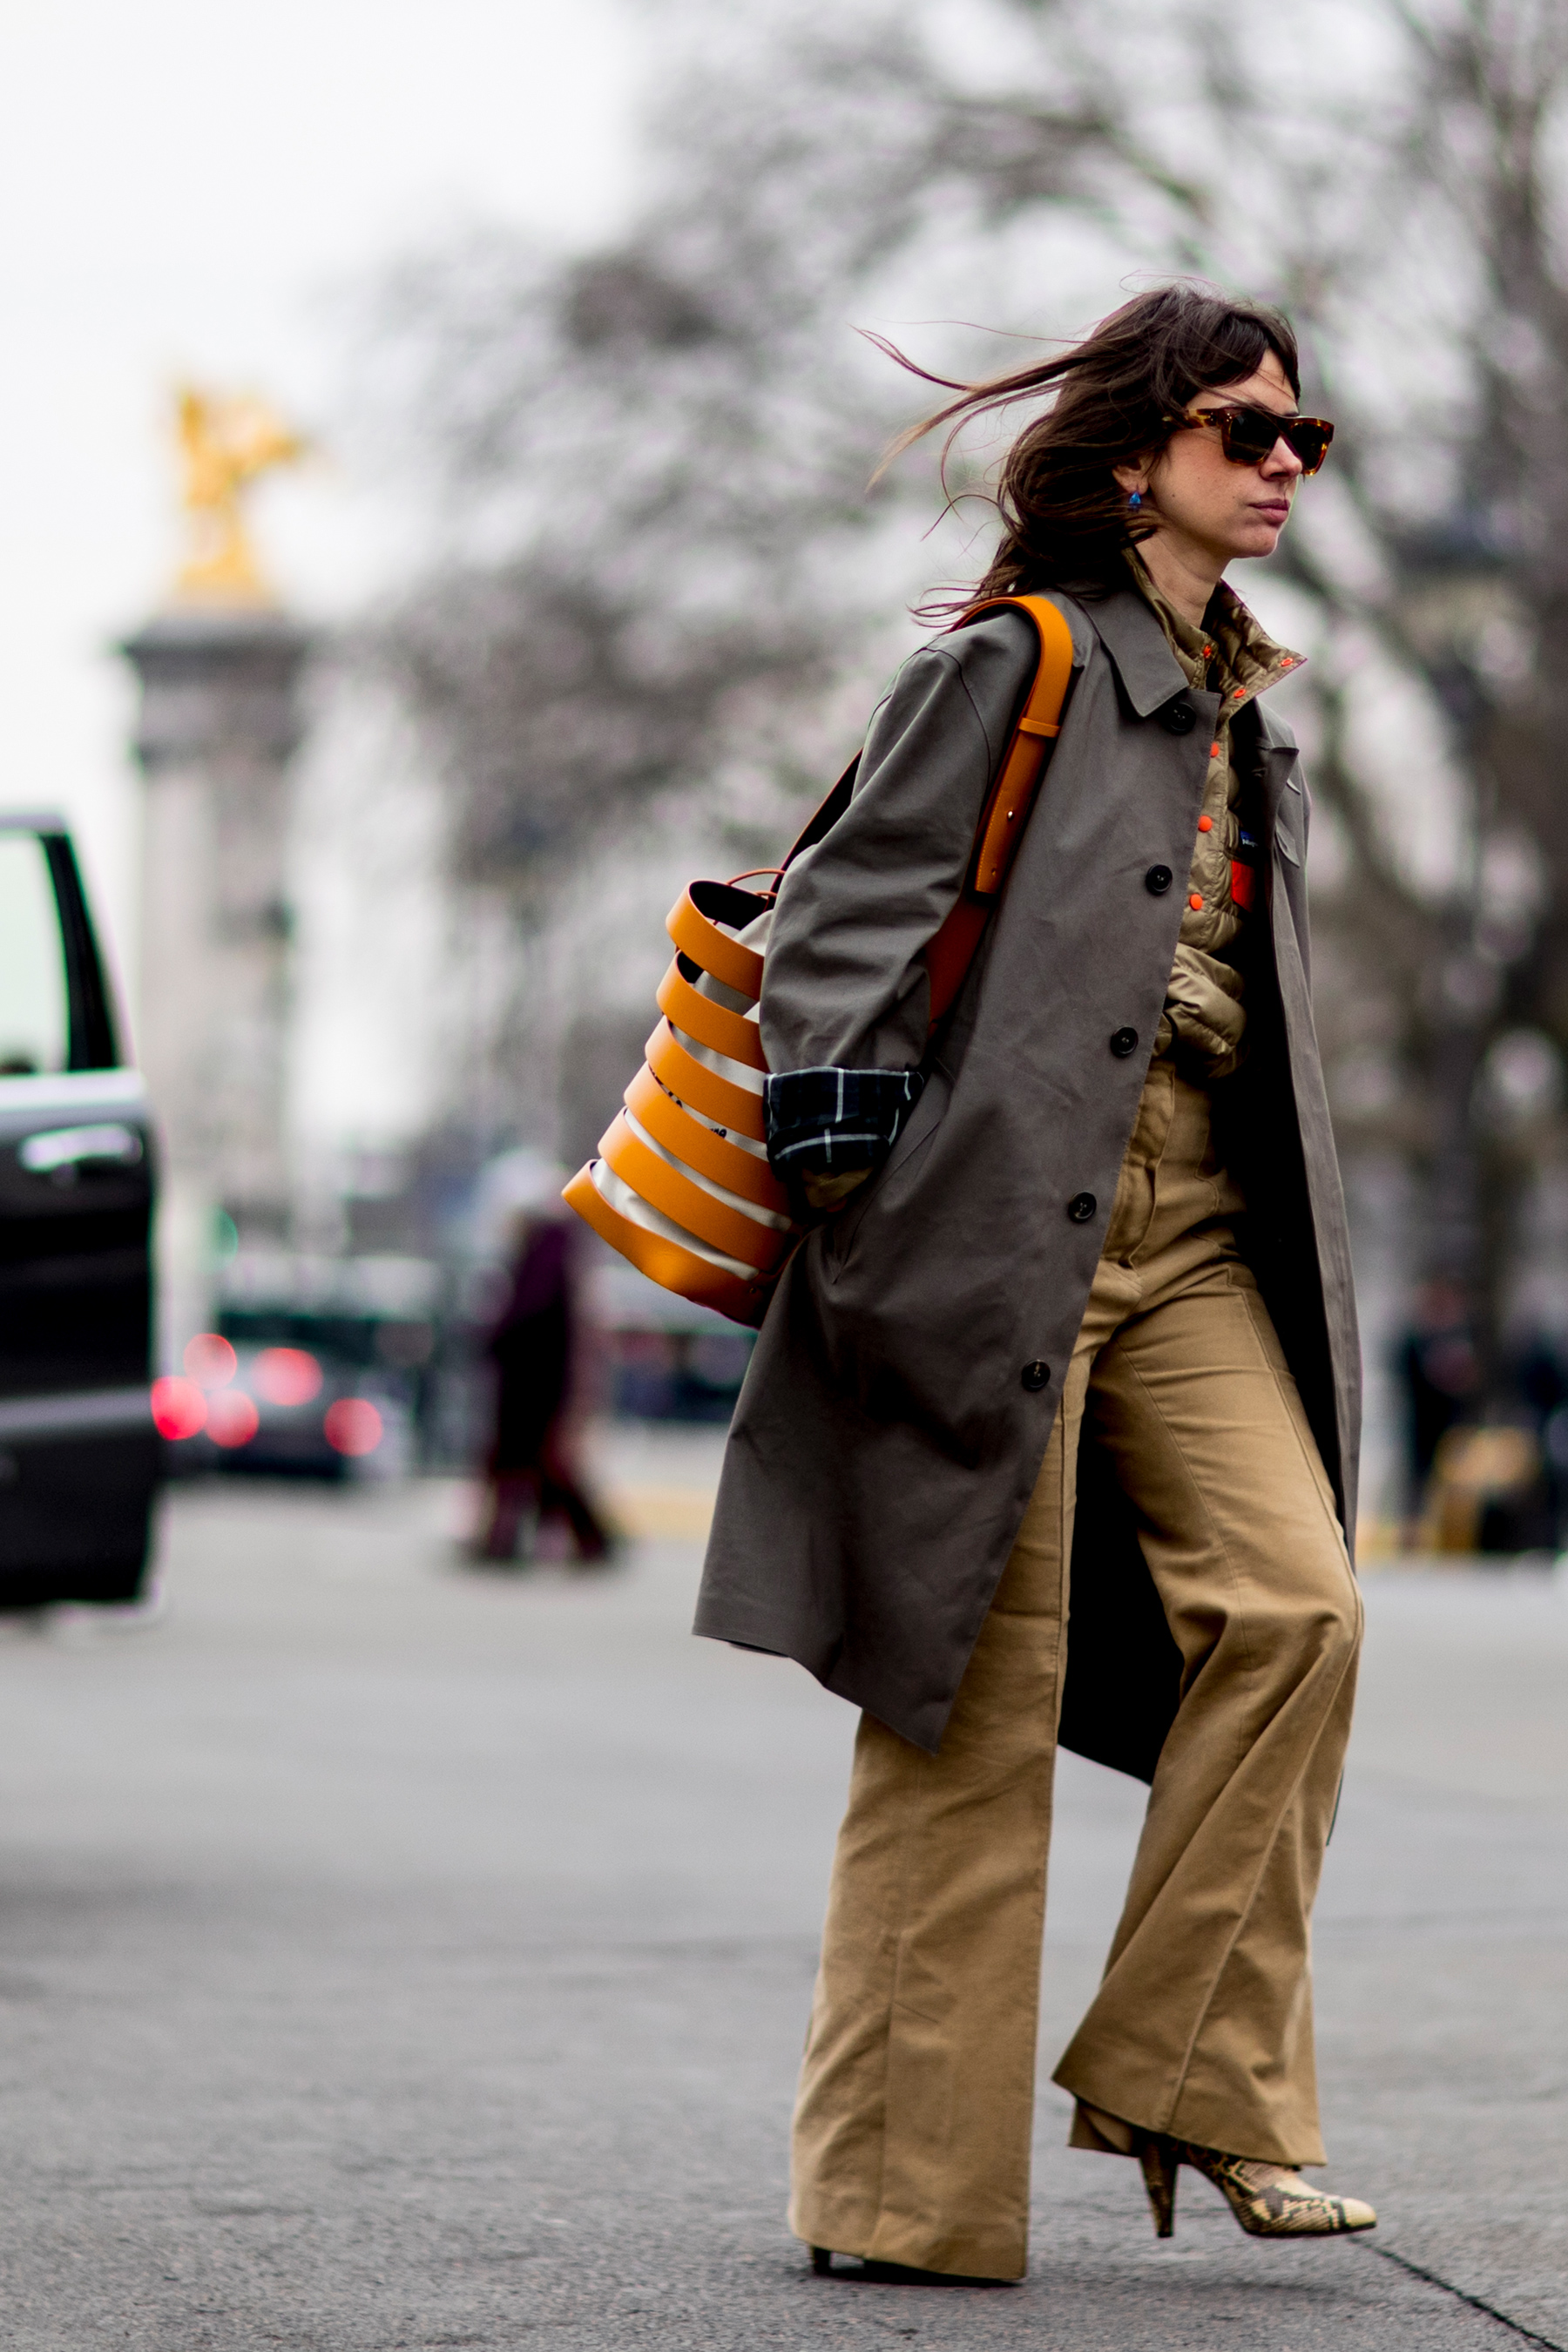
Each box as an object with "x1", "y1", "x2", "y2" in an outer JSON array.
[
  {"x1": 1084, "y1": 586, "x2": 1191, "y2": 716},
  {"x1": 1255, "y1": 706, "x2": 1301, "y2": 849}
]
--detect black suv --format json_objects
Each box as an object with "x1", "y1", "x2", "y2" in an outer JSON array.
[{"x1": 0, "y1": 815, "x2": 157, "y2": 1604}]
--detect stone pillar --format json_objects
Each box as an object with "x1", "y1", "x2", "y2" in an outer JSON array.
[{"x1": 119, "y1": 606, "x2": 312, "y2": 1359}]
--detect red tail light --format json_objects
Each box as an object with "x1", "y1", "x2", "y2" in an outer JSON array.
[
  {"x1": 152, "y1": 1375, "x2": 206, "y2": 1441},
  {"x1": 323, "y1": 1398, "x2": 382, "y2": 1456},
  {"x1": 184, "y1": 1333, "x2": 237, "y2": 1389},
  {"x1": 206, "y1": 1391, "x2": 260, "y2": 1449},
  {"x1": 254, "y1": 1348, "x2": 323, "y2": 1407}
]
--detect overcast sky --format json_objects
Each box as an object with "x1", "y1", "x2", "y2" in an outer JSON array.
[{"x1": 0, "y1": 0, "x2": 639, "y2": 979}]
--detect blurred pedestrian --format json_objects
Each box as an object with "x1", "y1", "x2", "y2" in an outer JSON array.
[
  {"x1": 698, "y1": 285, "x2": 1375, "y2": 2271},
  {"x1": 476, "y1": 1171, "x2": 613, "y2": 1567},
  {"x1": 1394, "y1": 1276, "x2": 1480, "y2": 1540}
]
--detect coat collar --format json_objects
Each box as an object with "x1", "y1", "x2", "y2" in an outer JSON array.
[
  {"x1": 1255, "y1": 699, "x2": 1300, "y2": 759},
  {"x1": 1083, "y1": 584, "x2": 1195, "y2": 718},
  {"x1": 1254, "y1": 702, "x2": 1302, "y2": 864}
]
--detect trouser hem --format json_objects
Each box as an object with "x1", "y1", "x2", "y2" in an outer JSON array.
[
  {"x1": 789, "y1": 2195, "x2": 1026, "y2": 2281},
  {"x1": 1052, "y1": 2068, "x2": 1327, "y2": 2170}
]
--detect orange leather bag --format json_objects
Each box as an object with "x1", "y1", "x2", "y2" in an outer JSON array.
[{"x1": 563, "y1": 595, "x2": 1076, "y2": 1325}]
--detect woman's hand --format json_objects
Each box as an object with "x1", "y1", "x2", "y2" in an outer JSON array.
[{"x1": 800, "y1": 1166, "x2": 871, "y2": 1217}]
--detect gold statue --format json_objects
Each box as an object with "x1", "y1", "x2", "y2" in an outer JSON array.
[{"x1": 172, "y1": 387, "x2": 305, "y2": 605}]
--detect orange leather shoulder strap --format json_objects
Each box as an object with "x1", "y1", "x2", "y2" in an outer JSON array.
[
  {"x1": 924, "y1": 593, "x2": 1076, "y2": 1025},
  {"x1": 956, "y1": 595, "x2": 1077, "y2": 895}
]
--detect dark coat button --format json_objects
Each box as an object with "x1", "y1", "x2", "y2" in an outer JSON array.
[
  {"x1": 1160, "y1": 699, "x2": 1198, "y2": 734},
  {"x1": 1145, "y1": 864, "x2": 1173, "y2": 895},
  {"x1": 1067, "y1": 1192, "x2": 1097, "y2": 1223},
  {"x1": 1020, "y1": 1361, "x2": 1051, "y2": 1392},
  {"x1": 1110, "y1": 1027, "x2": 1139, "y2": 1057}
]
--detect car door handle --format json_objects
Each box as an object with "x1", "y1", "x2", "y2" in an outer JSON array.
[{"x1": 17, "y1": 1122, "x2": 144, "y2": 1174}]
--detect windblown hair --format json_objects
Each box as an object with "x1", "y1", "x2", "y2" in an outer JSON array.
[{"x1": 875, "y1": 283, "x2": 1301, "y2": 605}]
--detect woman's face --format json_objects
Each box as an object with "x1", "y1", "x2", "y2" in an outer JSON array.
[{"x1": 1119, "y1": 348, "x2": 1305, "y2": 570}]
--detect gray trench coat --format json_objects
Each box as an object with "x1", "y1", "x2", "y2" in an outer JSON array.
[{"x1": 693, "y1": 582, "x2": 1360, "y2": 1771}]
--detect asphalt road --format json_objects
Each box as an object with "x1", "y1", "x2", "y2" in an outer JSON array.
[{"x1": 0, "y1": 1429, "x2": 1563, "y2": 2352}]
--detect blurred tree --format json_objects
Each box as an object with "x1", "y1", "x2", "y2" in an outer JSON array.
[
  {"x1": 353, "y1": 11, "x2": 1136, "y2": 896},
  {"x1": 358, "y1": 0, "x2": 1568, "y2": 1410}
]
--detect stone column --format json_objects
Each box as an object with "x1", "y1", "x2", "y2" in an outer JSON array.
[{"x1": 119, "y1": 605, "x2": 312, "y2": 1360}]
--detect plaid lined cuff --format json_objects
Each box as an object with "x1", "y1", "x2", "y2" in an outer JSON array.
[{"x1": 763, "y1": 1065, "x2": 925, "y2": 1185}]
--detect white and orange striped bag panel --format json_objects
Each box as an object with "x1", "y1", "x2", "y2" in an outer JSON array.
[{"x1": 563, "y1": 880, "x2": 793, "y2": 1327}]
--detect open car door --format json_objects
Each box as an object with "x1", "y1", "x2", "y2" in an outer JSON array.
[{"x1": 0, "y1": 816, "x2": 157, "y2": 1603}]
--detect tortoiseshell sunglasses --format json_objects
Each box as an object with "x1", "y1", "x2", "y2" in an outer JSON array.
[{"x1": 1163, "y1": 404, "x2": 1335, "y2": 476}]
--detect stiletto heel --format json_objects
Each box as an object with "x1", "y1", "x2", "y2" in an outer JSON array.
[
  {"x1": 1137, "y1": 2135, "x2": 1178, "y2": 2239},
  {"x1": 811, "y1": 2247, "x2": 833, "y2": 2275}
]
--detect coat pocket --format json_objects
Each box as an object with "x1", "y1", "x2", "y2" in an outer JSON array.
[{"x1": 825, "y1": 1062, "x2": 953, "y2": 1282}]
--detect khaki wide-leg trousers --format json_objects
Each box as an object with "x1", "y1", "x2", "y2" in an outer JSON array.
[{"x1": 789, "y1": 1064, "x2": 1362, "y2": 2281}]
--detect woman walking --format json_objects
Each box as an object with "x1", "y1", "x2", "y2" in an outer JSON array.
[
  {"x1": 695, "y1": 284, "x2": 1375, "y2": 2274},
  {"x1": 476, "y1": 1181, "x2": 614, "y2": 1567}
]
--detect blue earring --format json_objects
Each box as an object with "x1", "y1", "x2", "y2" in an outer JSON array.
[{"x1": 1128, "y1": 489, "x2": 1143, "y2": 510}]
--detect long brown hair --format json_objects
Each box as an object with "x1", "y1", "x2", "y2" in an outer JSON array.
[{"x1": 875, "y1": 283, "x2": 1301, "y2": 603}]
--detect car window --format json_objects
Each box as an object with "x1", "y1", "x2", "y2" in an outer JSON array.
[{"x1": 0, "y1": 835, "x2": 69, "y2": 1077}]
